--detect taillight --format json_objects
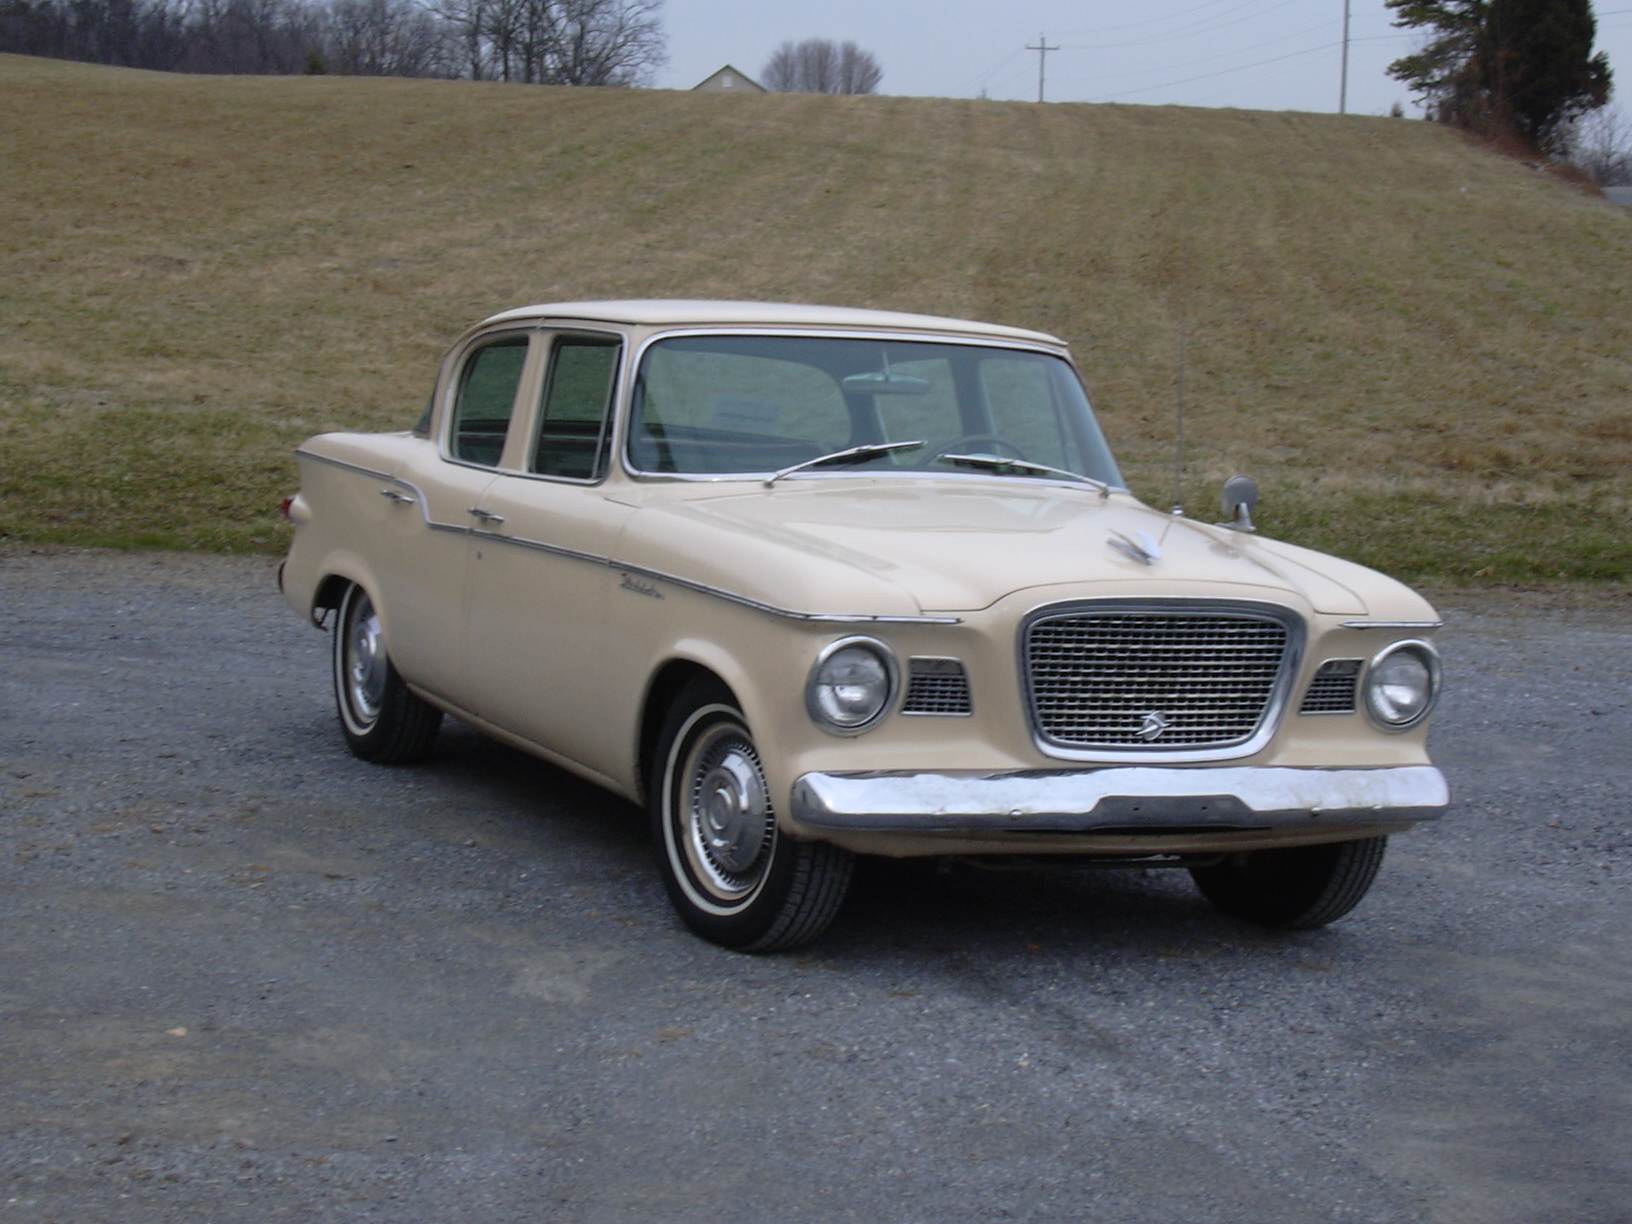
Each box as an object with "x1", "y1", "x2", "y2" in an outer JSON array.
[{"x1": 279, "y1": 495, "x2": 296, "y2": 520}]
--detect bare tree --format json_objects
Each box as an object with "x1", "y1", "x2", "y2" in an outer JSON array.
[
  {"x1": 329, "y1": 0, "x2": 448, "y2": 75},
  {"x1": 761, "y1": 37, "x2": 880, "y2": 94},
  {"x1": 834, "y1": 39, "x2": 879, "y2": 93},
  {"x1": 0, "y1": 0, "x2": 660, "y2": 80},
  {"x1": 541, "y1": 0, "x2": 662, "y2": 85},
  {"x1": 1570, "y1": 104, "x2": 1632, "y2": 186},
  {"x1": 423, "y1": 0, "x2": 485, "y2": 76},
  {"x1": 479, "y1": 0, "x2": 522, "y2": 77},
  {"x1": 477, "y1": 0, "x2": 661, "y2": 84}
]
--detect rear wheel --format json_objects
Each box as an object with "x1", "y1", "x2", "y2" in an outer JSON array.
[
  {"x1": 1188, "y1": 836, "x2": 1387, "y2": 929},
  {"x1": 652, "y1": 679, "x2": 852, "y2": 952},
  {"x1": 333, "y1": 582, "x2": 441, "y2": 764}
]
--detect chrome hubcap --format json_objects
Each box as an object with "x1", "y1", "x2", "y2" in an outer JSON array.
[
  {"x1": 684, "y1": 723, "x2": 774, "y2": 899},
  {"x1": 346, "y1": 597, "x2": 387, "y2": 723}
]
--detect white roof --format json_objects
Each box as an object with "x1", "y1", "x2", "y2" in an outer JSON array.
[{"x1": 476, "y1": 300, "x2": 1065, "y2": 347}]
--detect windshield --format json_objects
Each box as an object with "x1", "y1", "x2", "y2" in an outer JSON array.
[{"x1": 627, "y1": 334, "x2": 1122, "y2": 486}]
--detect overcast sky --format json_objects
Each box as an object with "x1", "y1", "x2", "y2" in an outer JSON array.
[{"x1": 656, "y1": 0, "x2": 1632, "y2": 120}]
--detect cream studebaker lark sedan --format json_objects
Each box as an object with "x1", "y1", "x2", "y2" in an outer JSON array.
[{"x1": 280, "y1": 301, "x2": 1448, "y2": 951}]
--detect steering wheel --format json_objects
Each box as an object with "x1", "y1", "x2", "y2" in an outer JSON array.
[{"x1": 931, "y1": 434, "x2": 1030, "y2": 462}]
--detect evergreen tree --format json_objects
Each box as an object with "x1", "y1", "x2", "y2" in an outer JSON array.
[{"x1": 1387, "y1": 0, "x2": 1612, "y2": 152}]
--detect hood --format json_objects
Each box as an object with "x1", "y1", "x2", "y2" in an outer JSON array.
[{"x1": 615, "y1": 477, "x2": 1389, "y2": 617}]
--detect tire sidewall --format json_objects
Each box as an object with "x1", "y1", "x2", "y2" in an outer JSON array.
[
  {"x1": 334, "y1": 583, "x2": 388, "y2": 753},
  {"x1": 652, "y1": 685, "x2": 799, "y2": 947}
]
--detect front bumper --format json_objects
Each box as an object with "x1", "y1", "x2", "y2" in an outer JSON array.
[{"x1": 790, "y1": 765, "x2": 1448, "y2": 834}]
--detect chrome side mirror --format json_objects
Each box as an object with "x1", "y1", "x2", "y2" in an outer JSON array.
[{"x1": 1219, "y1": 475, "x2": 1258, "y2": 533}]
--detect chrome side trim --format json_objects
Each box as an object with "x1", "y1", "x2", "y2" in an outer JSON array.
[
  {"x1": 1339, "y1": 620, "x2": 1444, "y2": 630},
  {"x1": 294, "y1": 448, "x2": 396, "y2": 483},
  {"x1": 472, "y1": 528, "x2": 606, "y2": 567},
  {"x1": 791, "y1": 765, "x2": 1450, "y2": 833},
  {"x1": 302, "y1": 445, "x2": 961, "y2": 625}
]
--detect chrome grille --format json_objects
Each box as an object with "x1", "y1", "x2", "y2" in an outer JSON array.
[
  {"x1": 902, "y1": 658, "x2": 972, "y2": 715},
  {"x1": 1300, "y1": 659, "x2": 1361, "y2": 714},
  {"x1": 1025, "y1": 609, "x2": 1292, "y2": 750}
]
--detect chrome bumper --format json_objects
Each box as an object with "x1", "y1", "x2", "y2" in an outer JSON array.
[{"x1": 790, "y1": 765, "x2": 1449, "y2": 834}]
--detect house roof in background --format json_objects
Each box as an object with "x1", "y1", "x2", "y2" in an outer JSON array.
[{"x1": 693, "y1": 64, "x2": 765, "y2": 92}]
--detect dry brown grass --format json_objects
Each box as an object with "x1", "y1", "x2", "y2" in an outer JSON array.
[{"x1": 2, "y1": 54, "x2": 1629, "y2": 580}]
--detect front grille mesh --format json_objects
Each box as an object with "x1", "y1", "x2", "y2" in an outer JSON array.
[
  {"x1": 1300, "y1": 659, "x2": 1362, "y2": 714},
  {"x1": 1025, "y1": 610, "x2": 1291, "y2": 749},
  {"x1": 902, "y1": 658, "x2": 972, "y2": 715}
]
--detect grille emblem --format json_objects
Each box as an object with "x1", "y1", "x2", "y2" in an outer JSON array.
[{"x1": 1137, "y1": 711, "x2": 1173, "y2": 741}]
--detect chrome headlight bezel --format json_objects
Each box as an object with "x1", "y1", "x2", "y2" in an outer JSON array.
[
  {"x1": 1362, "y1": 639, "x2": 1442, "y2": 731},
  {"x1": 806, "y1": 637, "x2": 898, "y2": 735}
]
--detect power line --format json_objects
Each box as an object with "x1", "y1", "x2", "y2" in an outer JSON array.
[
  {"x1": 1049, "y1": 18, "x2": 1338, "y2": 86},
  {"x1": 1088, "y1": 39, "x2": 1341, "y2": 103},
  {"x1": 1062, "y1": 0, "x2": 1305, "y2": 52},
  {"x1": 984, "y1": 61, "x2": 1040, "y2": 102},
  {"x1": 946, "y1": 48, "x2": 1024, "y2": 98},
  {"x1": 1049, "y1": 0, "x2": 1266, "y2": 38}
]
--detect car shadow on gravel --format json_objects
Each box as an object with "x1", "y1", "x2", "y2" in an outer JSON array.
[
  {"x1": 399, "y1": 720, "x2": 1338, "y2": 965},
  {"x1": 413, "y1": 719, "x2": 649, "y2": 842},
  {"x1": 832, "y1": 855, "x2": 1313, "y2": 955}
]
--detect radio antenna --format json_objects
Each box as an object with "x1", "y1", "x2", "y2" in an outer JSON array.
[{"x1": 1172, "y1": 308, "x2": 1187, "y2": 516}]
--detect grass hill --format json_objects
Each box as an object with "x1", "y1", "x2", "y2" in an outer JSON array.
[{"x1": 2, "y1": 53, "x2": 1629, "y2": 584}]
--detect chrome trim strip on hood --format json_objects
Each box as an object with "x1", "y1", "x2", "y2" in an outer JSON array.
[{"x1": 1339, "y1": 620, "x2": 1444, "y2": 630}]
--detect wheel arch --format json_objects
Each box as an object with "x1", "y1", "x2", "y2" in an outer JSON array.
[
  {"x1": 635, "y1": 657, "x2": 741, "y2": 809},
  {"x1": 312, "y1": 572, "x2": 351, "y2": 624},
  {"x1": 302, "y1": 551, "x2": 387, "y2": 630}
]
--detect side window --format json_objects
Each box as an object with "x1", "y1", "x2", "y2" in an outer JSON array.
[
  {"x1": 452, "y1": 336, "x2": 529, "y2": 467},
  {"x1": 532, "y1": 336, "x2": 621, "y2": 480}
]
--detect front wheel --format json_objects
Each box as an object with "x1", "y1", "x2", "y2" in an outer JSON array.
[
  {"x1": 652, "y1": 679, "x2": 852, "y2": 952},
  {"x1": 333, "y1": 582, "x2": 442, "y2": 764},
  {"x1": 1188, "y1": 836, "x2": 1388, "y2": 929}
]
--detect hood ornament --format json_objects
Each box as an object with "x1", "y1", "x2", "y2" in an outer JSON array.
[{"x1": 1109, "y1": 530, "x2": 1162, "y2": 566}]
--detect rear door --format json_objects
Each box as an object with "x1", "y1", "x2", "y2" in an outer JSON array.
[{"x1": 382, "y1": 330, "x2": 536, "y2": 706}]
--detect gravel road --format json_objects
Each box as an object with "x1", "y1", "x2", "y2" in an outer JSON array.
[{"x1": 2, "y1": 550, "x2": 1629, "y2": 1223}]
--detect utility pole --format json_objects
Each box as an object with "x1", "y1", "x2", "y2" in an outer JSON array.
[
  {"x1": 1026, "y1": 33, "x2": 1059, "y2": 103},
  {"x1": 1339, "y1": 0, "x2": 1351, "y2": 113}
]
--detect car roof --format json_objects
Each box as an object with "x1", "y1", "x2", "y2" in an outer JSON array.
[{"x1": 476, "y1": 300, "x2": 1066, "y2": 347}]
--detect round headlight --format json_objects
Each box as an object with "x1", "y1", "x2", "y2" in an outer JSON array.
[
  {"x1": 1363, "y1": 641, "x2": 1441, "y2": 729},
  {"x1": 807, "y1": 639, "x2": 896, "y2": 732}
]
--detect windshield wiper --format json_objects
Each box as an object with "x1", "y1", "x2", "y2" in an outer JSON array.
[
  {"x1": 764, "y1": 440, "x2": 926, "y2": 487},
  {"x1": 935, "y1": 452, "x2": 1109, "y2": 493}
]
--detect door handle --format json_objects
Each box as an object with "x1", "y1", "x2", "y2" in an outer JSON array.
[
  {"x1": 380, "y1": 489, "x2": 416, "y2": 504},
  {"x1": 468, "y1": 507, "x2": 506, "y2": 525}
]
